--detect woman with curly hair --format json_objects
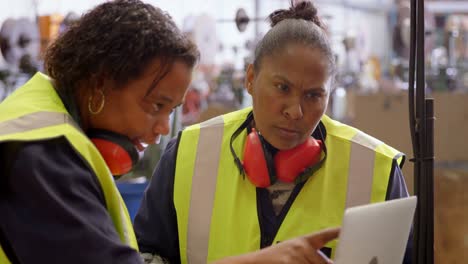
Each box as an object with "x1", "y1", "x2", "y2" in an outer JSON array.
[{"x1": 0, "y1": 1, "x2": 198, "y2": 263}]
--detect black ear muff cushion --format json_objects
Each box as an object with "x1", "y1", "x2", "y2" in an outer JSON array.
[{"x1": 87, "y1": 129, "x2": 139, "y2": 165}]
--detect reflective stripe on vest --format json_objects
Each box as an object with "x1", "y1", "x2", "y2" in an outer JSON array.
[
  {"x1": 346, "y1": 131, "x2": 379, "y2": 208},
  {"x1": 0, "y1": 111, "x2": 81, "y2": 136},
  {"x1": 174, "y1": 108, "x2": 402, "y2": 263},
  {"x1": 186, "y1": 116, "x2": 224, "y2": 264}
]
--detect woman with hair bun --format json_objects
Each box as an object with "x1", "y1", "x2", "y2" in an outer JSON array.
[{"x1": 135, "y1": 1, "x2": 411, "y2": 263}]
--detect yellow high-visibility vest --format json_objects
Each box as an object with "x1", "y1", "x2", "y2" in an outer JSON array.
[
  {"x1": 0, "y1": 73, "x2": 138, "y2": 263},
  {"x1": 173, "y1": 107, "x2": 404, "y2": 263}
]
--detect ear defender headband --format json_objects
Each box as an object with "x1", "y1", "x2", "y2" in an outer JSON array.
[
  {"x1": 88, "y1": 129, "x2": 140, "y2": 176},
  {"x1": 230, "y1": 113, "x2": 327, "y2": 188}
]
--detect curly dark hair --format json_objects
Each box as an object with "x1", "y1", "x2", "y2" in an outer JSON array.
[
  {"x1": 44, "y1": 0, "x2": 199, "y2": 94},
  {"x1": 253, "y1": 0, "x2": 335, "y2": 77}
]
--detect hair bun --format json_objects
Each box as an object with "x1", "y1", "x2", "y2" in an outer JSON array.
[{"x1": 268, "y1": 1, "x2": 323, "y2": 28}]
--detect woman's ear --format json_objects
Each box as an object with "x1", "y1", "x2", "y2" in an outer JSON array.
[
  {"x1": 89, "y1": 73, "x2": 113, "y2": 94},
  {"x1": 245, "y1": 64, "x2": 255, "y2": 95}
]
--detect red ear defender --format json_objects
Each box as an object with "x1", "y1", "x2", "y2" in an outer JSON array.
[
  {"x1": 274, "y1": 138, "x2": 323, "y2": 183},
  {"x1": 243, "y1": 128, "x2": 275, "y2": 188},
  {"x1": 88, "y1": 130, "x2": 140, "y2": 176},
  {"x1": 230, "y1": 113, "x2": 325, "y2": 187},
  {"x1": 241, "y1": 128, "x2": 323, "y2": 187}
]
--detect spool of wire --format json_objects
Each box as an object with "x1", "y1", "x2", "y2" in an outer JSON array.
[{"x1": 0, "y1": 18, "x2": 40, "y2": 69}]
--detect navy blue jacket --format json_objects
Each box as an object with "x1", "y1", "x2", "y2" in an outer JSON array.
[{"x1": 0, "y1": 138, "x2": 143, "y2": 264}]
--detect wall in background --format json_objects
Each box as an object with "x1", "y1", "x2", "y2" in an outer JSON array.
[{"x1": 0, "y1": 0, "x2": 391, "y2": 70}]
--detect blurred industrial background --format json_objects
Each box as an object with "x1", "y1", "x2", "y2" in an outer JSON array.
[{"x1": 0, "y1": 0, "x2": 467, "y2": 262}]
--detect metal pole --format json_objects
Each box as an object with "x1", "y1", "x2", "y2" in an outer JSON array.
[
  {"x1": 409, "y1": 0, "x2": 434, "y2": 263},
  {"x1": 424, "y1": 98, "x2": 435, "y2": 264},
  {"x1": 416, "y1": 0, "x2": 428, "y2": 262}
]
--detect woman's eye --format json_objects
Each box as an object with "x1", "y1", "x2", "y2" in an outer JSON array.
[
  {"x1": 149, "y1": 103, "x2": 166, "y2": 114},
  {"x1": 276, "y1": 83, "x2": 289, "y2": 92},
  {"x1": 152, "y1": 103, "x2": 161, "y2": 112},
  {"x1": 305, "y1": 92, "x2": 321, "y2": 99},
  {"x1": 153, "y1": 103, "x2": 178, "y2": 115}
]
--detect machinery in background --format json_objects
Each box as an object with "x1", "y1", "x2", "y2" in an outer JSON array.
[
  {"x1": 0, "y1": 10, "x2": 72, "y2": 103},
  {"x1": 392, "y1": 0, "x2": 468, "y2": 93},
  {"x1": 426, "y1": 14, "x2": 468, "y2": 92},
  {"x1": 391, "y1": 0, "x2": 435, "y2": 89},
  {"x1": 0, "y1": 17, "x2": 41, "y2": 102}
]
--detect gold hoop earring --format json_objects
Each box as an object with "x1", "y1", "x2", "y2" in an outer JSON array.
[{"x1": 88, "y1": 90, "x2": 105, "y2": 115}]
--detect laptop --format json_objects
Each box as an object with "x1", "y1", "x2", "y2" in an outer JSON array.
[{"x1": 334, "y1": 196, "x2": 417, "y2": 264}]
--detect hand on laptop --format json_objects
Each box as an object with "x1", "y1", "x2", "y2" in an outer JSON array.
[{"x1": 213, "y1": 227, "x2": 340, "y2": 264}]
